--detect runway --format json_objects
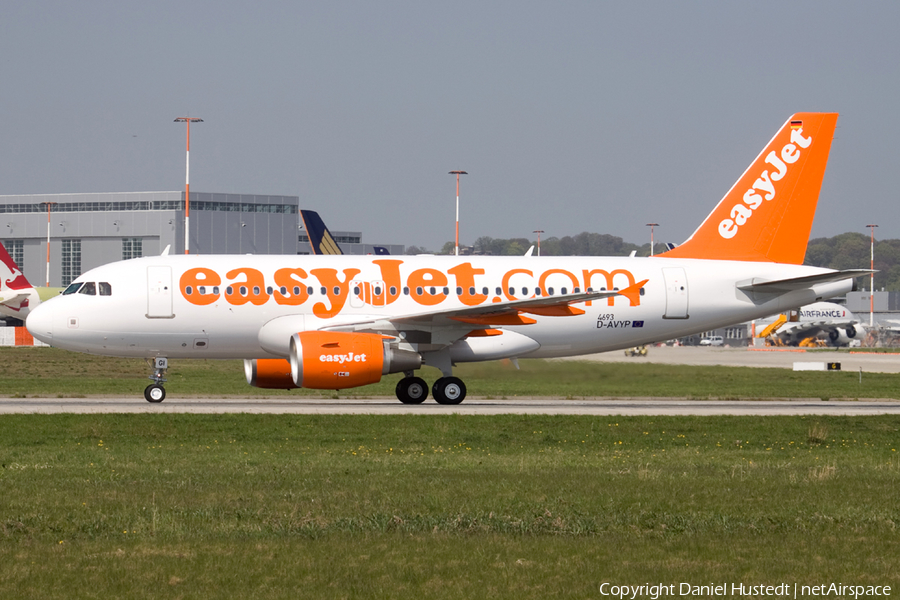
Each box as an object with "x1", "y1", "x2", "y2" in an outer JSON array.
[
  {"x1": 3, "y1": 397, "x2": 900, "y2": 415},
  {"x1": 3, "y1": 346, "x2": 897, "y2": 415}
]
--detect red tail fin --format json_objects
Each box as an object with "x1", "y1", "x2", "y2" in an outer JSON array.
[
  {"x1": 660, "y1": 113, "x2": 838, "y2": 264},
  {"x1": 0, "y1": 241, "x2": 31, "y2": 290}
]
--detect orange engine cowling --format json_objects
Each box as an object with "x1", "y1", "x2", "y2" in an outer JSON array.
[
  {"x1": 244, "y1": 358, "x2": 298, "y2": 389},
  {"x1": 289, "y1": 331, "x2": 421, "y2": 390}
]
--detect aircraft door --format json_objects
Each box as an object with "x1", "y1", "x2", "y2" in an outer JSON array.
[
  {"x1": 662, "y1": 267, "x2": 689, "y2": 319},
  {"x1": 349, "y1": 280, "x2": 386, "y2": 308},
  {"x1": 147, "y1": 266, "x2": 174, "y2": 318}
]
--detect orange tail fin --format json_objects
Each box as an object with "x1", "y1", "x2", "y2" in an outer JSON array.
[{"x1": 660, "y1": 113, "x2": 838, "y2": 264}]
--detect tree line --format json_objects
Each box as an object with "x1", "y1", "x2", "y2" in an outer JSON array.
[{"x1": 406, "y1": 231, "x2": 900, "y2": 291}]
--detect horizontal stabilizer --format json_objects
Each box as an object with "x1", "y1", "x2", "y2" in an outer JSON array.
[
  {"x1": 0, "y1": 291, "x2": 28, "y2": 305},
  {"x1": 737, "y1": 269, "x2": 872, "y2": 294}
]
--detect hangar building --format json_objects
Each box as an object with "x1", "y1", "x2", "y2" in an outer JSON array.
[{"x1": 1, "y1": 191, "x2": 402, "y2": 287}]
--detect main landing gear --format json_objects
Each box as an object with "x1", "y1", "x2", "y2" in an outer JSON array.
[
  {"x1": 395, "y1": 374, "x2": 467, "y2": 405},
  {"x1": 144, "y1": 357, "x2": 168, "y2": 403}
]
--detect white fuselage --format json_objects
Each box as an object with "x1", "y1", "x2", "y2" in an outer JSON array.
[{"x1": 26, "y1": 254, "x2": 851, "y2": 361}]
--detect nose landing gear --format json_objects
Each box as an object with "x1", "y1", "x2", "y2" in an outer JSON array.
[{"x1": 144, "y1": 357, "x2": 168, "y2": 403}]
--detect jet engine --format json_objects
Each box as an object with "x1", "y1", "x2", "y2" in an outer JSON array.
[
  {"x1": 245, "y1": 332, "x2": 422, "y2": 390},
  {"x1": 244, "y1": 358, "x2": 298, "y2": 389},
  {"x1": 289, "y1": 331, "x2": 421, "y2": 389},
  {"x1": 827, "y1": 325, "x2": 859, "y2": 346}
]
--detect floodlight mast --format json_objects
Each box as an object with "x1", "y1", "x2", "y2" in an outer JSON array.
[
  {"x1": 646, "y1": 223, "x2": 659, "y2": 256},
  {"x1": 866, "y1": 224, "x2": 878, "y2": 328},
  {"x1": 449, "y1": 170, "x2": 467, "y2": 256},
  {"x1": 175, "y1": 117, "x2": 203, "y2": 254},
  {"x1": 533, "y1": 230, "x2": 544, "y2": 256},
  {"x1": 40, "y1": 202, "x2": 57, "y2": 286}
]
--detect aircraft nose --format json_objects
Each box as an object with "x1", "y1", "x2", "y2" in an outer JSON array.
[{"x1": 26, "y1": 303, "x2": 54, "y2": 343}]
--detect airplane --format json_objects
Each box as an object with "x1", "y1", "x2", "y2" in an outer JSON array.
[
  {"x1": 26, "y1": 112, "x2": 871, "y2": 404},
  {"x1": 756, "y1": 301, "x2": 865, "y2": 346},
  {"x1": 0, "y1": 241, "x2": 57, "y2": 322}
]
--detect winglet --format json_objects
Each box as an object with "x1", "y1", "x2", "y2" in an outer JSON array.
[{"x1": 660, "y1": 113, "x2": 838, "y2": 264}]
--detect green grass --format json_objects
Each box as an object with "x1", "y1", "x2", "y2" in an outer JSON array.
[
  {"x1": 1, "y1": 414, "x2": 899, "y2": 598},
  {"x1": 1, "y1": 347, "x2": 899, "y2": 399}
]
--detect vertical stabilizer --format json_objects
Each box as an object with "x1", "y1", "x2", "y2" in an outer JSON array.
[
  {"x1": 0, "y1": 241, "x2": 40, "y2": 320},
  {"x1": 660, "y1": 113, "x2": 838, "y2": 264},
  {"x1": 300, "y1": 210, "x2": 344, "y2": 255}
]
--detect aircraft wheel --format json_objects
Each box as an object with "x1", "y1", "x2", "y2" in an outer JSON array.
[
  {"x1": 396, "y1": 377, "x2": 428, "y2": 404},
  {"x1": 144, "y1": 384, "x2": 166, "y2": 403},
  {"x1": 432, "y1": 376, "x2": 466, "y2": 405}
]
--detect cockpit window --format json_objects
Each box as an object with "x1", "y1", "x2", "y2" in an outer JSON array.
[
  {"x1": 63, "y1": 282, "x2": 84, "y2": 295},
  {"x1": 99, "y1": 282, "x2": 112, "y2": 296},
  {"x1": 79, "y1": 282, "x2": 96, "y2": 296}
]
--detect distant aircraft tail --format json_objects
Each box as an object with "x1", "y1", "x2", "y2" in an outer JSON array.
[
  {"x1": 660, "y1": 113, "x2": 838, "y2": 264},
  {"x1": 300, "y1": 210, "x2": 344, "y2": 255},
  {"x1": 0, "y1": 241, "x2": 40, "y2": 320}
]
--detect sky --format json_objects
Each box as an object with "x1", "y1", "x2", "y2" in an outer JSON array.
[{"x1": 2, "y1": 1, "x2": 898, "y2": 251}]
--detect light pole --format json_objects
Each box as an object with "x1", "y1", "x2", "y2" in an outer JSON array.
[
  {"x1": 175, "y1": 117, "x2": 203, "y2": 254},
  {"x1": 646, "y1": 223, "x2": 659, "y2": 256},
  {"x1": 866, "y1": 224, "x2": 878, "y2": 328},
  {"x1": 533, "y1": 230, "x2": 544, "y2": 256},
  {"x1": 449, "y1": 170, "x2": 467, "y2": 256},
  {"x1": 40, "y1": 202, "x2": 57, "y2": 286}
]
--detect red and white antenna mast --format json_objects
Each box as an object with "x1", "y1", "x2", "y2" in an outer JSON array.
[
  {"x1": 175, "y1": 117, "x2": 203, "y2": 254},
  {"x1": 449, "y1": 170, "x2": 467, "y2": 256}
]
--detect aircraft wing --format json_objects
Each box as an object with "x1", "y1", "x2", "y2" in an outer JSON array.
[
  {"x1": 322, "y1": 280, "x2": 647, "y2": 335},
  {"x1": 737, "y1": 269, "x2": 872, "y2": 293}
]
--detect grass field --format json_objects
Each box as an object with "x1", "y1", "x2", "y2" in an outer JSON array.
[
  {"x1": 2, "y1": 347, "x2": 900, "y2": 400},
  {"x1": 2, "y1": 348, "x2": 899, "y2": 598},
  {"x1": 1, "y1": 414, "x2": 899, "y2": 599}
]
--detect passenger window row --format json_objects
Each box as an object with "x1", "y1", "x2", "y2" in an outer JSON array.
[{"x1": 182, "y1": 284, "x2": 646, "y2": 299}]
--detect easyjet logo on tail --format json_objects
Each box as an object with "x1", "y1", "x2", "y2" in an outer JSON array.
[{"x1": 717, "y1": 124, "x2": 812, "y2": 240}]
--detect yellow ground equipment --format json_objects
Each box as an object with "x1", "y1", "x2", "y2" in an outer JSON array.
[{"x1": 758, "y1": 313, "x2": 788, "y2": 339}]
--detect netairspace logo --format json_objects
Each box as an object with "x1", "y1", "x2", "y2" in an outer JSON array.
[{"x1": 598, "y1": 582, "x2": 892, "y2": 599}]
